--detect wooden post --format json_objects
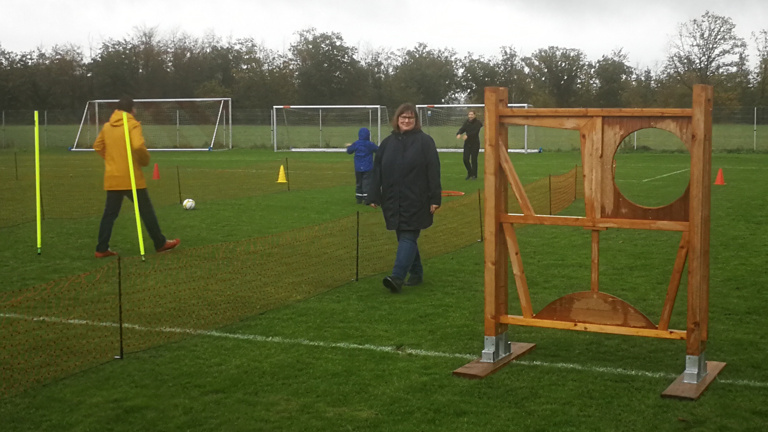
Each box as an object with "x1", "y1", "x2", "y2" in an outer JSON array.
[
  {"x1": 663, "y1": 85, "x2": 725, "y2": 399},
  {"x1": 453, "y1": 87, "x2": 535, "y2": 379},
  {"x1": 482, "y1": 87, "x2": 510, "y2": 360}
]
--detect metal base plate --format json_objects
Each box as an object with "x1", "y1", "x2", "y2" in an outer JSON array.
[
  {"x1": 453, "y1": 342, "x2": 536, "y2": 379},
  {"x1": 661, "y1": 361, "x2": 727, "y2": 400}
]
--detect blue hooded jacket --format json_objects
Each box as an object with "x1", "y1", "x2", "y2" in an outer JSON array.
[{"x1": 346, "y1": 127, "x2": 378, "y2": 172}]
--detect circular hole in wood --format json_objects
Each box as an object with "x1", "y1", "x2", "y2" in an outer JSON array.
[{"x1": 613, "y1": 128, "x2": 690, "y2": 208}]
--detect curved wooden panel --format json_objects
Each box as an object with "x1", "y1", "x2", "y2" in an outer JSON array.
[
  {"x1": 535, "y1": 291, "x2": 656, "y2": 329},
  {"x1": 599, "y1": 118, "x2": 692, "y2": 221}
]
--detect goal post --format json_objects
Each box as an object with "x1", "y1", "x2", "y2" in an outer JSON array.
[
  {"x1": 271, "y1": 105, "x2": 388, "y2": 151},
  {"x1": 72, "y1": 98, "x2": 232, "y2": 151},
  {"x1": 416, "y1": 103, "x2": 536, "y2": 153}
]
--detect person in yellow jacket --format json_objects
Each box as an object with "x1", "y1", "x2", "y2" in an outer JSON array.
[{"x1": 93, "y1": 97, "x2": 179, "y2": 257}]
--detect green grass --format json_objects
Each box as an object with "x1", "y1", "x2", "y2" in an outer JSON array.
[
  {"x1": 4, "y1": 120, "x2": 768, "y2": 152},
  {"x1": 1, "y1": 149, "x2": 767, "y2": 431}
]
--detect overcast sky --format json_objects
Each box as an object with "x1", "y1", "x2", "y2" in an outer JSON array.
[{"x1": 2, "y1": 0, "x2": 766, "y2": 69}]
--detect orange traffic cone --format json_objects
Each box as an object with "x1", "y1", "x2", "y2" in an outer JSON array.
[
  {"x1": 714, "y1": 168, "x2": 725, "y2": 185},
  {"x1": 152, "y1": 163, "x2": 160, "y2": 180}
]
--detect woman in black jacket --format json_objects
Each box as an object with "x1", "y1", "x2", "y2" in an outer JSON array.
[{"x1": 367, "y1": 103, "x2": 442, "y2": 293}]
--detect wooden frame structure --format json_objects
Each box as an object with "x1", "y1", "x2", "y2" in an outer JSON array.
[{"x1": 453, "y1": 85, "x2": 725, "y2": 399}]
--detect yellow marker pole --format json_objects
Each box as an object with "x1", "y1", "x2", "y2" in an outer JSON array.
[
  {"x1": 34, "y1": 111, "x2": 42, "y2": 255},
  {"x1": 122, "y1": 112, "x2": 146, "y2": 261}
]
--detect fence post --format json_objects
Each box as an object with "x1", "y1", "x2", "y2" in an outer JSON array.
[
  {"x1": 355, "y1": 211, "x2": 360, "y2": 281},
  {"x1": 549, "y1": 175, "x2": 552, "y2": 215},
  {"x1": 477, "y1": 190, "x2": 483, "y2": 242}
]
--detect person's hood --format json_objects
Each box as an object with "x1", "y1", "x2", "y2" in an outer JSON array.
[
  {"x1": 358, "y1": 127, "x2": 370, "y2": 140},
  {"x1": 109, "y1": 110, "x2": 131, "y2": 126}
]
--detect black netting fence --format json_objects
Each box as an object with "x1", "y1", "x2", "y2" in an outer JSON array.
[{"x1": 1, "y1": 165, "x2": 583, "y2": 398}]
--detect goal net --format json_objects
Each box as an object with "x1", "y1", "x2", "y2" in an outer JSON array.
[
  {"x1": 72, "y1": 98, "x2": 232, "y2": 151},
  {"x1": 272, "y1": 105, "x2": 388, "y2": 151},
  {"x1": 416, "y1": 103, "x2": 537, "y2": 152}
]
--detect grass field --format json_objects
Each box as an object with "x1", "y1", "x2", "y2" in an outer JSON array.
[
  {"x1": 3, "y1": 120, "x2": 768, "y2": 152},
  {"x1": 1, "y1": 145, "x2": 767, "y2": 431}
]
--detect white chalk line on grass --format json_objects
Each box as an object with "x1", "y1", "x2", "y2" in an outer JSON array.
[
  {"x1": 642, "y1": 168, "x2": 690, "y2": 182},
  {"x1": 2, "y1": 312, "x2": 766, "y2": 389}
]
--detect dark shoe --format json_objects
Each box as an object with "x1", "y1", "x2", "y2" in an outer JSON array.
[
  {"x1": 404, "y1": 275, "x2": 423, "y2": 286},
  {"x1": 157, "y1": 238, "x2": 180, "y2": 253},
  {"x1": 465, "y1": 174, "x2": 471, "y2": 180},
  {"x1": 470, "y1": 176, "x2": 478, "y2": 180},
  {"x1": 95, "y1": 249, "x2": 118, "y2": 258},
  {"x1": 383, "y1": 276, "x2": 403, "y2": 294}
]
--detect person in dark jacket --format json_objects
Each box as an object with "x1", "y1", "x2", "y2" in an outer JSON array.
[
  {"x1": 345, "y1": 127, "x2": 378, "y2": 204},
  {"x1": 367, "y1": 103, "x2": 442, "y2": 293},
  {"x1": 456, "y1": 110, "x2": 483, "y2": 180}
]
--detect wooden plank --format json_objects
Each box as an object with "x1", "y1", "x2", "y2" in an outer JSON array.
[
  {"x1": 498, "y1": 107, "x2": 694, "y2": 117},
  {"x1": 659, "y1": 232, "x2": 689, "y2": 331},
  {"x1": 499, "y1": 145, "x2": 534, "y2": 215},
  {"x1": 591, "y1": 230, "x2": 600, "y2": 292},
  {"x1": 500, "y1": 117, "x2": 588, "y2": 130},
  {"x1": 662, "y1": 361, "x2": 726, "y2": 400},
  {"x1": 535, "y1": 291, "x2": 657, "y2": 329},
  {"x1": 584, "y1": 117, "x2": 604, "y2": 220},
  {"x1": 452, "y1": 343, "x2": 536, "y2": 379},
  {"x1": 483, "y1": 87, "x2": 509, "y2": 337},
  {"x1": 686, "y1": 84, "x2": 713, "y2": 355},
  {"x1": 500, "y1": 214, "x2": 689, "y2": 232},
  {"x1": 502, "y1": 223, "x2": 533, "y2": 318},
  {"x1": 500, "y1": 315, "x2": 687, "y2": 340}
]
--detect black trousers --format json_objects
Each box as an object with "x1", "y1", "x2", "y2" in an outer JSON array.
[
  {"x1": 355, "y1": 170, "x2": 373, "y2": 203},
  {"x1": 96, "y1": 189, "x2": 167, "y2": 252},
  {"x1": 463, "y1": 141, "x2": 480, "y2": 177}
]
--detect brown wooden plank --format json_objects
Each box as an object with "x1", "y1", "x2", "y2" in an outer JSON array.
[
  {"x1": 659, "y1": 232, "x2": 689, "y2": 331},
  {"x1": 500, "y1": 117, "x2": 588, "y2": 130},
  {"x1": 502, "y1": 223, "x2": 533, "y2": 318},
  {"x1": 498, "y1": 107, "x2": 694, "y2": 117},
  {"x1": 483, "y1": 87, "x2": 509, "y2": 337},
  {"x1": 498, "y1": 145, "x2": 534, "y2": 215},
  {"x1": 452, "y1": 343, "x2": 536, "y2": 379},
  {"x1": 534, "y1": 291, "x2": 656, "y2": 329},
  {"x1": 500, "y1": 214, "x2": 689, "y2": 232},
  {"x1": 591, "y1": 230, "x2": 600, "y2": 292},
  {"x1": 686, "y1": 84, "x2": 713, "y2": 355},
  {"x1": 500, "y1": 315, "x2": 686, "y2": 340},
  {"x1": 662, "y1": 361, "x2": 726, "y2": 400}
]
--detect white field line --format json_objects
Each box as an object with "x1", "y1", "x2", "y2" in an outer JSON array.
[
  {"x1": 2, "y1": 312, "x2": 766, "y2": 389},
  {"x1": 642, "y1": 168, "x2": 690, "y2": 182}
]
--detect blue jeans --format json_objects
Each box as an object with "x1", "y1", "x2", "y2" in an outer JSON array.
[{"x1": 392, "y1": 229, "x2": 422, "y2": 281}]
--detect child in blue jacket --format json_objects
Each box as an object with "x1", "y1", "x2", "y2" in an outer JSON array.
[{"x1": 345, "y1": 127, "x2": 378, "y2": 204}]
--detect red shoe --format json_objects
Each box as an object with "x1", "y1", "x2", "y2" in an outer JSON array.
[
  {"x1": 157, "y1": 238, "x2": 180, "y2": 253},
  {"x1": 95, "y1": 249, "x2": 118, "y2": 258}
]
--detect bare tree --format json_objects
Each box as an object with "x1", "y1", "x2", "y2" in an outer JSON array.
[
  {"x1": 665, "y1": 11, "x2": 747, "y2": 89},
  {"x1": 753, "y1": 29, "x2": 768, "y2": 104}
]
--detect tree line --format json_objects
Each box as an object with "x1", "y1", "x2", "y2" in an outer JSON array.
[{"x1": 1, "y1": 11, "x2": 767, "y2": 112}]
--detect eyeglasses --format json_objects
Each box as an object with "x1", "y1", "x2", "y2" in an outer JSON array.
[{"x1": 399, "y1": 116, "x2": 415, "y2": 121}]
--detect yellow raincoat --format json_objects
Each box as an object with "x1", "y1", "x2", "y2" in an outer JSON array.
[{"x1": 93, "y1": 110, "x2": 150, "y2": 190}]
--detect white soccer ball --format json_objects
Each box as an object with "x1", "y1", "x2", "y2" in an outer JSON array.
[{"x1": 182, "y1": 198, "x2": 196, "y2": 210}]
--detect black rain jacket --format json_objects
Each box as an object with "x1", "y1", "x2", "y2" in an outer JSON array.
[{"x1": 367, "y1": 128, "x2": 441, "y2": 230}]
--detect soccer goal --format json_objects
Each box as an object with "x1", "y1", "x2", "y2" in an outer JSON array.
[
  {"x1": 72, "y1": 98, "x2": 232, "y2": 151},
  {"x1": 272, "y1": 105, "x2": 388, "y2": 151},
  {"x1": 416, "y1": 103, "x2": 536, "y2": 153}
]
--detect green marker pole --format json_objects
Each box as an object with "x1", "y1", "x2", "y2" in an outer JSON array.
[
  {"x1": 34, "y1": 111, "x2": 42, "y2": 255},
  {"x1": 122, "y1": 112, "x2": 146, "y2": 261}
]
